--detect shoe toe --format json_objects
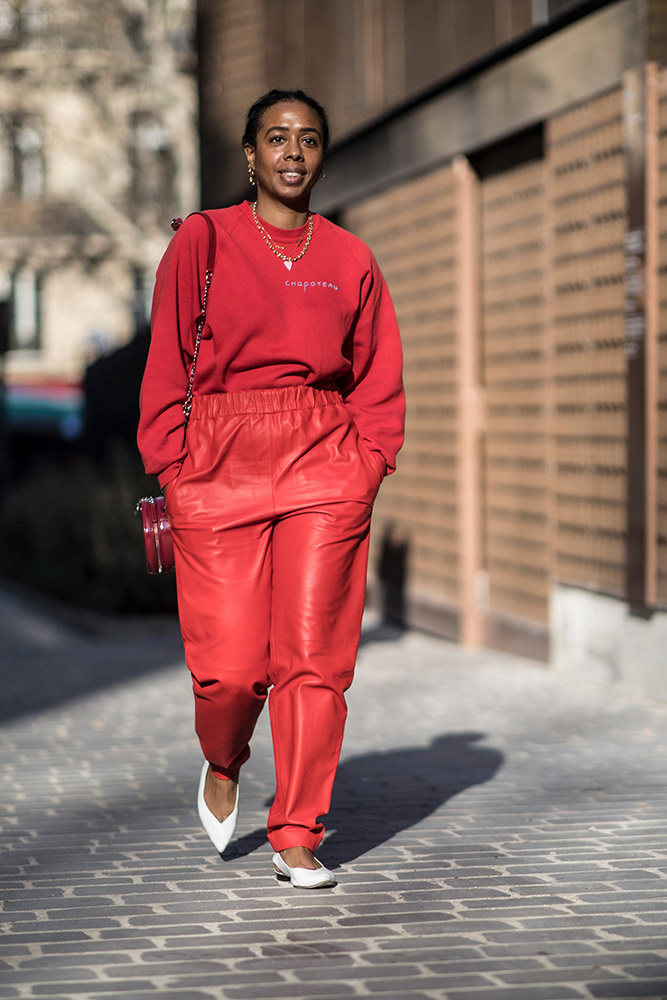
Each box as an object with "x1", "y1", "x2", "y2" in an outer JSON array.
[{"x1": 197, "y1": 762, "x2": 239, "y2": 854}]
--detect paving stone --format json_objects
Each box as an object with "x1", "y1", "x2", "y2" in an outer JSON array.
[
  {"x1": 445, "y1": 989, "x2": 588, "y2": 999},
  {"x1": 126, "y1": 914, "x2": 234, "y2": 927},
  {"x1": 483, "y1": 929, "x2": 604, "y2": 942},
  {"x1": 0, "y1": 968, "x2": 99, "y2": 983},
  {"x1": 426, "y1": 958, "x2": 548, "y2": 974},
  {"x1": 99, "y1": 927, "x2": 213, "y2": 940},
  {"x1": 482, "y1": 943, "x2": 601, "y2": 958},
  {"x1": 31, "y1": 984, "x2": 157, "y2": 995},
  {"x1": 90, "y1": 994, "x2": 214, "y2": 1000},
  {"x1": 140, "y1": 945, "x2": 257, "y2": 961},
  {"x1": 223, "y1": 987, "x2": 357, "y2": 999},
  {"x1": 16, "y1": 953, "x2": 135, "y2": 969},
  {"x1": 109, "y1": 960, "x2": 236, "y2": 977},
  {"x1": 41, "y1": 940, "x2": 157, "y2": 954},
  {"x1": 212, "y1": 918, "x2": 333, "y2": 931},
  {"x1": 516, "y1": 914, "x2": 639, "y2": 928},
  {"x1": 620, "y1": 964, "x2": 667, "y2": 978},
  {"x1": 335, "y1": 910, "x2": 459, "y2": 926},
  {"x1": 497, "y1": 967, "x2": 628, "y2": 984},
  {"x1": 366, "y1": 946, "x2": 483, "y2": 962},
  {"x1": 603, "y1": 938, "x2": 667, "y2": 953},
  {"x1": 5, "y1": 918, "x2": 123, "y2": 933},
  {"x1": 0, "y1": 931, "x2": 95, "y2": 945},
  {"x1": 588, "y1": 983, "x2": 667, "y2": 998},
  {"x1": 3, "y1": 594, "x2": 667, "y2": 1000},
  {"x1": 569, "y1": 901, "x2": 667, "y2": 915},
  {"x1": 364, "y1": 974, "x2": 496, "y2": 991},
  {"x1": 376, "y1": 934, "x2": 481, "y2": 950},
  {"x1": 164, "y1": 973, "x2": 299, "y2": 989},
  {"x1": 160, "y1": 933, "x2": 277, "y2": 947},
  {"x1": 603, "y1": 925, "x2": 667, "y2": 938},
  {"x1": 286, "y1": 926, "x2": 402, "y2": 941},
  {"x1": 234, "y1": 953, "x2": 357, "y2": 971}
]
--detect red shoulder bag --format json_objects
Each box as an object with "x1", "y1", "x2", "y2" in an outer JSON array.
[{"x1": 136, "y1": 212, "x2": 216, "y2": 574}]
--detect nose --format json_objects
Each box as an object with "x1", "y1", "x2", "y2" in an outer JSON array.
[{"x1": 284, "y1": 137, "x2": 304, "y2": 160}]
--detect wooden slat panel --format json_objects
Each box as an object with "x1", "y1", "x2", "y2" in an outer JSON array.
[
  {"x1": 548, "y1": 88, "x2": 628, "y2": 597},
  {"x1": 655, "y1": 67, "x2": 667, "y2": 602},
  {"x1": 480, "y1": 159, "x2": 549, "y2": 625},
  {"x1": 341, "y1": 164, "x2": 463, "y2": 614}
]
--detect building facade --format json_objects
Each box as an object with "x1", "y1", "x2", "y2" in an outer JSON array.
[
  {"x1": 197, "y1": 0, "x2": 582, "y2": 207},
  {"x1": 199, "y1": 0, "x2": 667, "y2": 700},
  {"x1": 0, "y1": 0, "x2": 198, "y2": 438}
]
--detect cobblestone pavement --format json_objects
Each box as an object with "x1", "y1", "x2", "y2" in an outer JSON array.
[{"x1": 2, "y1": 586, "x2": 667, "y2": 1000}]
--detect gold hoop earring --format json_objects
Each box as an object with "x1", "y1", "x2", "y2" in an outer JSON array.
[{"x1": 248, "y1": 164, "x2": 256, "y2": 186}]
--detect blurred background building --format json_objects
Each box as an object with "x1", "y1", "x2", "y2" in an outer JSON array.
[
  {"x1": 3, "y1": 0, "x2": 667, "y2": 702},
  {"x1": 0, "y1": 0, "x2": 198, "y2": 462},
  {"x1": 197, "y1": 0, "x2": 667, "y2": 700}
]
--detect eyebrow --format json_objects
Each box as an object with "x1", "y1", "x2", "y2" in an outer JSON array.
[{"x1": 264, "y1": 125, "x2": 321, "y2": 137}]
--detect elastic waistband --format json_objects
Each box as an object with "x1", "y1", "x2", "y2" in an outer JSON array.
[{"x1": 190, "y1": 385, "x2": 342, "y2": 418}]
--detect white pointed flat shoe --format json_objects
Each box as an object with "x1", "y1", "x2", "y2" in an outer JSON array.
[
  {"x1": 197, "y1": 761, "x2": 238, "y2": 853},
  {"x1": 272, "y1": 852, "x2": 336, "y2": 888}
]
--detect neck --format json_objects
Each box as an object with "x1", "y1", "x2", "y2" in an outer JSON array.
[{"x1": 254, "y1": 192, "x2": 310, "y2": 229}]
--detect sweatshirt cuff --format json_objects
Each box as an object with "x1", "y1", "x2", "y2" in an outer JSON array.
[{"x1": 157, "y1": 463, "x2": 182, "y2": 490}]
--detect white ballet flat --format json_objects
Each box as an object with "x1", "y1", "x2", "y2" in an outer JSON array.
[
  {"x1": 272, "y1": 852, "x2": 336, "y2": 888},
  {"x1": 197, "y1": 761, "x2": 238, "y2": 853}
]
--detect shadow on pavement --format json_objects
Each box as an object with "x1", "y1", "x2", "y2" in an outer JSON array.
[
  {"x1": 0, "y1": 583, "x2": 185, "y2": 725},
  {"x1": 358, "y1": 616, "x2": 407, "y2": 647},
  {"x1": 230, "y1": 731, "x2": 502, "y2": 867}
]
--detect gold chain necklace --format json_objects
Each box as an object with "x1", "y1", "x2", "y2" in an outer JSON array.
[{"x1": 252, "y1": 201, "x2": 314, "y2": 271}]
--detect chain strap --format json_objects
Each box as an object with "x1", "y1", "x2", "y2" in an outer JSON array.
[{"x1": 182, "y1": 265, "x2": 213, "y2": 427}]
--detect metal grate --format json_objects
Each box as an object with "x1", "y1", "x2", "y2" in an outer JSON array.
[
  {"x1": 342, "y1": 166, "x2": 464, "y2": 626},
  {"x1": 480, "y1": 160, "x2": 550, "y2": 624},
  {"x1": 548, "y1": 89, "x2": 628, "y2": 596}
]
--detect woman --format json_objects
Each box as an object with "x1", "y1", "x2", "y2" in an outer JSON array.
[{"x1": 138, "y1": 89, "x2": 404, "y2": 888}]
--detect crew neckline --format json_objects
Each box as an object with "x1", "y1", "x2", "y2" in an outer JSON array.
[{"x1": 242, "y1": 200, "x2": 316, "y2": 241}]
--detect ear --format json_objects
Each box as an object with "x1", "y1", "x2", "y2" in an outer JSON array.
[{"x1": 243, "y1": 144, "x2": 255, "y2": 168}]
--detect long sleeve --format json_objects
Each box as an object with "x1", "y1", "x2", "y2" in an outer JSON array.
[
  {"x1": 137, "y1": 214, "x2": 210, "y2": 488},
  {"x1": 338, "y1": 251, "x2": 405, "y2": 476}
]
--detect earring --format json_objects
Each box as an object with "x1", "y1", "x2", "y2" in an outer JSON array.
[
  {"x1": 320, "y1": 170, "x2": 326, "y2": 180},
  {"x1": 248, "y1": 163, "x2": 256, "y2": 186}
]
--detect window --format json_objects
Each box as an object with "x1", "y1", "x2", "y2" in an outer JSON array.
[
  {"x1": 10, "y1": 269, "x2": 40, "y2": 350},
  {"x1": 132, "y1": 266, "x2": 153, "y2": 335},
  {"x1": 1, "y1": 115, "x2": 44, "y2": 198},
  {"x1": 0, "y1": 121, "x2": 12, "y2": 193},
  {"x1": 14, "y1": 117, "x2": 43, "y2": 197},
  {"x1": 128, "y1": 112, "x2": 174, "y2": 217},
  {"x1": 0, "y1": 0, "x2": 47, "y2": 46}
]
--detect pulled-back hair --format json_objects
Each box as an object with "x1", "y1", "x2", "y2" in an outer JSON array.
[{"x1": 242, "y1": 89, "x2": 330, "y2": 154}]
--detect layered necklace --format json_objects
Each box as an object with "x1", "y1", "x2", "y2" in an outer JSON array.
[{"x1": 252, "y1": 201, "x2": 314, "y2": 270}]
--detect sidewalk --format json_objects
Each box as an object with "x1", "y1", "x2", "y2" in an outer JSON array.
[{"x1": 1, "y1": 585, "x2": 667, "y2": 1000}]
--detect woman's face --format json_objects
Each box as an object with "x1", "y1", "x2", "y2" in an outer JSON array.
[{"x1": 245, "y1": 101, "x2": 325, "y2": 208}]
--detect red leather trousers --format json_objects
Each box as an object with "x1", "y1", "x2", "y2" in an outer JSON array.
[{"x1": 166, "y1": 386, "x2": 382, "y2": 852}]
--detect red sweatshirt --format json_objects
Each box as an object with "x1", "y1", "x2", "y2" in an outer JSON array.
[{"x1": 137, "y1": 200, "x2": 405, "y2": 489}]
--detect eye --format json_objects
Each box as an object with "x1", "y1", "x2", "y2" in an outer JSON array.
[{"x1": 269, "y1": 134, "x2": 284, "y2": 143}]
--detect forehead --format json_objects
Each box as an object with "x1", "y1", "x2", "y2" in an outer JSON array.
[{"x1": 260, "y1": 101, "x2": 321, "y2": 133}]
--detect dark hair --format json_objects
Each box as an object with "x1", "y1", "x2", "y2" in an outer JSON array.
[{"x1": 242, "y1": 89, "x2": 330, "y2": 154}]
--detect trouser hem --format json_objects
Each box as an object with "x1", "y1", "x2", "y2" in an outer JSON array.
[{"x1": 269, "y1": 829, "x2": 324, "y2": 853}]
